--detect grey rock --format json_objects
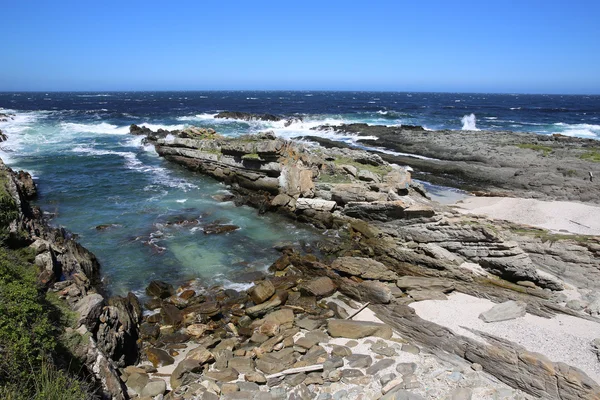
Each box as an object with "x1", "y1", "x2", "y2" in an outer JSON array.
[
  {"x1": 401, "y1": 344, "x2": 420, "y2": 354},
  {"x1": 141, "y1": 379, "x2": 166, "y2": 397},
  {"x1": 346, "y1": 354, "x2": 373, "y2": 368},
  {"x1": 366, "y1": 359, "x2": 395, "y2": 375},
  {"x1": 478, "y1": 300, "x2": 527, "y2": 323},
  {"x1": 380, "y1": 372, "x2": 397, "y2": 386},
  {"x1": 396, "y1": 362, "x2": 417, "y2": 376},
  {"x1": 125, "y1": 372, "x2": 149, "y2": 395}
]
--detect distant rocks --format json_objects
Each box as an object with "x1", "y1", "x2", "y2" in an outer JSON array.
[
  {"x1": 0, "y1": 112, "x2": 15, "y2": 122},
  {"x1": 215, "y1": 110, "x2": 303, "y2": 127}
]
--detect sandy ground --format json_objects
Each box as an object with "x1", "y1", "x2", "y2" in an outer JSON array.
[
  {"x1": 453, "y1": 197, "x2": 600, "y2": 235},
  {"x1": 410, "y1": 292, "x2": 600, "y2": 383}
]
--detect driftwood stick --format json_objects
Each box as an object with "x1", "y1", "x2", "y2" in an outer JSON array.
[
  {"x1": 569, "y1": 219, "x2": 591, "y2": 229},
  {"x1": 346, "y1": 302, "x2": 371, "y2": 320},
  {"x1": 265, "y1": 364, "x2": 323, "y2": 379}
]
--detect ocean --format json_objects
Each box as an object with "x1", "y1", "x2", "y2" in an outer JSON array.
[{"x1": 1, "y1": 91, "x2": 599, "y2": 295}]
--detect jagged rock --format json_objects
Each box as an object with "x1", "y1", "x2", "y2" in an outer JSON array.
[
  {"x1": 215, "y1": 111, "x2": 281, "y2": 122},
  {"x1": 146, "y1": 280, "x2": 174, "y2": 299},
  {"x1": 145, "y1": 348, "x2": 174, "y2": 367},
  {"x1": 479, "y1": 300, "x2": 527, "y2": 323},
  {"x1": 299, "y1": 276, "x2": 337, "y2": 298},
  {"x1": 327, "y1": 319, "x2": 393, "y2": 339},
  {"x1": 331, "y1": 257, "x2": 398, "y2": 281},
  {"x1": 249, "y1": 280, "x2": 276, "y2": 305},
  {"x1": 170, "y1": 359, "x2": 205, "y2": 389},
  {"x1": 75, "y1": 293, "x2": 104, "y2": 330},
  {"x1": 16, "y1": 170, "x2": 36, "y2": 199}
]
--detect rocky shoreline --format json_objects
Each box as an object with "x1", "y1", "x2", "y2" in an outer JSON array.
[
  {"x1": 120, "y1": 123, "x2": 600, "y2": 399},
  {"x1": 307, "y1": 123, "x2": 600, "y2": 204},
  {"x1": 2, "y1": 117, "x2": 600, "y2": 399}
]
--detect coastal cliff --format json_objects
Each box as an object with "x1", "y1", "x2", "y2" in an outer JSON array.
[{"x1": 0, "y1": 158, "x2": 140, "y2": 399}]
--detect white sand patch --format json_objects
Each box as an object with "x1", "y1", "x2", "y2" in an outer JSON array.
[
  {"x1": 453, "y1": 197, "x2": 600, "y2": 235},
  {"x1": 410, "y1": 292, "x2": 600, "y2": 383}
]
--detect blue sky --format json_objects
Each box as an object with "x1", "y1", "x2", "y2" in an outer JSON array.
[{"x1": 1, "y1": 0, "x2": 599, "y2": 93}]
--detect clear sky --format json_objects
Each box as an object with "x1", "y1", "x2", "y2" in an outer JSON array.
[{"x1": 1, "y1": 0, "x2": 599, "y2": 94}]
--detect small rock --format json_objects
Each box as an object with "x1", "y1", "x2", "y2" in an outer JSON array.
[
  {"x1": 249, "y1": 280, "x2": 276, "y2": 305},
  {"x1": 478, "y1": 300, "x2": 527, "y2": 323},
  {"x1": 141, "y1": 379, "x2": 166, "y2": 397},
  {"x1": 380, "y1": 372, "x2": 397, "y2": 386},
  {"x1": 396, "y1": 362, "x2": 417, "y2": 376},
  {"x1": 401, "y1": 344, "x2": 420, "y2": 355},
  {"x1": 245, "y1": 371, "x2": 267, "y2": 384},
  {"x1": 145, "y1": 348, "x2": 174, "y2": 368},
  {"x1": 299, "y1": 276, "x2": 337, "y2": 298},
  {"x1": 221, "y1": 383, "x2": 239, "y2": 394},
  {"x1": 346, "y1": 354, "x2": 373, "y2": 368},
  {"x1": 471, "y1": 363, "x2": 483, "y2": 371},
  {"x1": 331, "y1": 345, "x2": 352, "y2": 357},
  {"x1": 366, "y1": 359, "x2": 395, "y2": 375}
]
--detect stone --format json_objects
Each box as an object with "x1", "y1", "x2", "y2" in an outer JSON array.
[
  {"x1": 340, "y1": 369, "x2": 364, "y2": 378},
  {"x1": 396, "y1": 276, "x2": 454, "y2": 293},
  {"x1": 264, "y1": 308, "x2": 295, "y2": 325},
  {"x1": 249, "y1": 280, "x2": 276, "y2": 305},
  {"x1": 296, "y1": 198, "x2": 337, "y2": 212},
  {"x1": 356, "y1": 280, "x2": 394, "y2": 304},
  {"x1": 145, "y1": 348, "x2": 174, "y2": 367},
  {"x1": 357, "y1": 169, "x2": 380, "y2": 182},
  {"x1": 380, "y1": 372, "x2": 397, "y2": 386},
  {"x1": 205, "y1": 368, "x2": 239, "y2": 382},
  {"x1": 126, "y1": 372, "x2": 149, "y2": 395},
  {"x1": 323, "y1": 356, "x2": 344, "y2": 371},
  {"x1": 299, "y1": 276, "x2": 337, "y2": 298},
  {"x1": 402, "y1": 374, "x2": 421, "y2": 389},
  {"x1": 186, "y1": 346, "x2": 214, "y2": 364},
  {"x1": 346, "y1": 354, "x2": 373, "y2": 368},
  {"x1": 186, "y1": 323, "x2": 209, "y2": 337},
  {"x1": 331, "y1": 257, "x2": 398, "y2": 281},
  {"x1": 401, "y1": 344, "x2": 420, "y2": 355},
  {"x1": 478, "y1": 300, "x2": 527, "y2": 323},
  {"x1": 160, "y1": 303, "x2": 183, "y2": 326},
  {"x1": 407, "y1": 289, "x2": 448, "y2": 301},
  {"x1": 237, "y1": 381, "x2": 259, "y2": 392},
  {"x1": 295, "y1": 317, "x2": 324, "y2": 331},
  {"x1": 245, "y1": 371, "x2": 267, "y2": 384},
  {"x1": 258, "y1": 320, "x2": 280, "y2": 337},
  {"x1": 327, "y1": 319, "x2": 393, "y2": 339},
  {"x1": 331, "y1": 345, "x2": 352, "y2": 357},
  {"x1": 396, "y1": 362, "x2": 417, "y2": 376},
  {"x1": 139, "y1": 322, "x2": 160, "y2": 340},
  {"x1": 141, "y1": 379, "x2": 166, "y2": 397},
  {"x1": 75, "y1": 293, "x2": 104, "y2": 330},
  {"x1": 170, "y1": 359, "x2": 203, "y2": 389},
  {"x1": 146, "y1": 280, "x2": 174, "y2": 299},
  {"x1": 371, "y1": 341, "x2": 397, "y2": 357},
  {"x1": 228, "y1": 357, "x2": 255, "y2": 374},
  {"x1": 366, "y1": 359, "x2": 395, "y2": 375},
  {"x1": 285, "y1": 372, "x2": 307, "y2": 387},
  {"x1": 221, "y1": 383, "x2": 239, "y2": 394}
]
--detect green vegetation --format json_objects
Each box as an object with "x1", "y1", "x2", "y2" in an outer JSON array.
[
  {"x1": 333, "y1": 156, "x2": 393, "y2": 175},
  {"x1": 516, "y1": 143, "x2": 553, "y2": 156},
  {"x1": 0, "y1": 168, "x2": 92, "y2": 398},
  {"x1": 316, "y1": 172, "x2": 353, "y2": 184},
  {"x1": 580, "y1": 149, "x2": 600, "y2": 162},
  {"x1": 241, "y1": 152, "x2": 261, "y2": 160},
  {"x1": 509, "y1": 226, "x2": 594, "y2": 244}
]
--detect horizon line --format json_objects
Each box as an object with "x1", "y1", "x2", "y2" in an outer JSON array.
[{"x1": 0, "y1": 89, "x2": 599, "y2": 96}]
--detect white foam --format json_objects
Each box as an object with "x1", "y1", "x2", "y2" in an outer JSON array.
[
  {"x1": 76, "y1": 94, "x2": 112, "y2": 97},
  {"x1": 553, "y1": 122, "x2": 600, "y2": 138},
  {"x1": 177, "y1": 113, "x2": 217, "y2": 121},
  {"x1": 61, "y1": 122, "x2": 129, "y2": 135},
  {"x1": 461, "y1": 113, "x2": 479, "y2": 131},
  {"x1": 176, "y1": 199, "x2": 187, "y2": 203}
]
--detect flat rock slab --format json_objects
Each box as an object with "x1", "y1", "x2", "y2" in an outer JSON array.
[
  {"x1": 331, "y1": 257, "x2": 398, "y2": 281},
  {"x1": 327, "y1": 319, "x2": 393, "y2": 339},
  {"x1": 479, "y1": 300, "x2": 527, "y2": 323}
]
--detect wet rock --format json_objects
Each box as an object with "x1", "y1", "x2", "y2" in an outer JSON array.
[
  {"x1": 478, "y1": 300, "x2": 527, "y2": 323},
  {"x1": 249, "y1": 280, "x2": 276, "y2": 305},
  {"x1": 203, "y1": 223, "x2": 239, "y2": 235},
  {"x1": 299, "y1": 276, "x2": 337, "y2": 298},
  {"x1": 146, "y1": 280, "x2": 175, "y2": 299},
  {"x1": 327, "y1": 319, "x2": 393, "y2": 339}
]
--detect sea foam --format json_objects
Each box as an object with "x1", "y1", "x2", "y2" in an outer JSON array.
[{"x1": 461, "y1": 114, "x2": 479, "y2": 130}]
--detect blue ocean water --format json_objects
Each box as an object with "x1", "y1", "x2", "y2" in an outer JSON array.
[{"x1": 1, "y1": 91, "x2": 599, "y2": 294}]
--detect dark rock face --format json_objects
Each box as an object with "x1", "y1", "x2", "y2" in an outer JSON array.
[
  {"x1": 146, "y1": 280, "x2": 175, "y2": 299},
  {"x1": 0, "y1": 129, "x2": 7, "y2": 142}
]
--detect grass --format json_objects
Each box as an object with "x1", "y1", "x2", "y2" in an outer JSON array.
[
  {"x1": 580, "y1": 150, "x2": 600, "y2": 162},
  {"x1": 241, "y1": 152, "x2": 261, "y2": 160},
  {"x1": 509, "y1": 226, "x2": 594, "y2": 244},
  {"x1": 333, "y1": 156, "x2": 392, "y2": 175},
  {"x1": 516, "y1": 143, "x2": 553, "y2": 156}
]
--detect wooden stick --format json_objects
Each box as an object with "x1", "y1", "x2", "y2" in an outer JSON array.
[
  {"x1": 569, "y1": 219, "x2": 590, "y2": 229},
  {"x1": 346, "y1": 302, "x2": 371, "y2": 320},
  {"x1": 265, "y1": 364, "x2": 323, "y2": 379}
]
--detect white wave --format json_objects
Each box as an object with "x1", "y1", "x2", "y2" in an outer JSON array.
[
  {"x1": 176, "y1": 199, "x2": 187, "y2": 203},
  {"x1": 461, "y1": 114, "x2": 479, "y2": 131},
  {"x1": 553, "y1": 123, "x2": 600, "y2": 138},
  {"x1": 61, "y1": 122, "x2": 129, "y2": 135},
  {"x1": 510, "y1": 107, "x2": 521, "y2": 110},
  {"x1": 247, "y1": 97, "x2": 258, "y2": 100},
  {"x1": 176, "y1": 113, "x2": 217, "y2": 121},
  {"x1": 485, "y1": 117, "x2": 498, "y2": 120}
]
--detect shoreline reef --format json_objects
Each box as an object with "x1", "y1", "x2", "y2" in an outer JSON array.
[{"x1": 1, "y1": 114, "x2": 599, "y2": 399}]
